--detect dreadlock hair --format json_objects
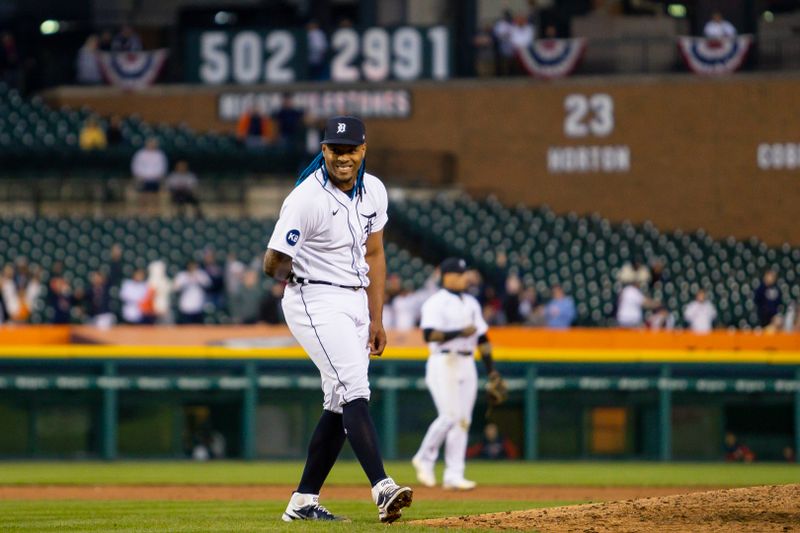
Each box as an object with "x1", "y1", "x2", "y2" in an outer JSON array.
[{"x1": 295, "y1": 151, "x2": 366, "y2": 200}]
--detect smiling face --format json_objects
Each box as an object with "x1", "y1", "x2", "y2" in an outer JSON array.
[{"x1": 322, "y1": 143, "x2": 366, "y2": 190}]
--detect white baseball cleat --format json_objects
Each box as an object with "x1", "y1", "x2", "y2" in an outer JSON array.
[
  {"x1": 411, "y1": 457, "x2": 436, "y2": 487},
  {"x1": 443, "y1": 478, "x2": 477, "y2": 491},
  {"x1": 371, "y1": 477, "x2": 414, "y2": 523},
  {"x1": 281, "y1": 492, "x2": 349, "y2": 522}
]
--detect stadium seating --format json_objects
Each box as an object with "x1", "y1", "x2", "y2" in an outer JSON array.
[
  {"x1": 0, "y1": 83, "x2": 303, "y2": 174},
  {"x1": 390, "y1": 194, "x2": 800, "y2": 328},
  {"x1": 0, "y1": 217, "x2": 433, "y2": 324}
]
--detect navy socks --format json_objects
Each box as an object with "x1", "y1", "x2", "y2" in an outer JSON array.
[
  {"x1": 342, "y1": 398, "x2": 388, "y2": 487},
  {"x1": 297, "y1": 410, "x2": 346, "y2": 494}
]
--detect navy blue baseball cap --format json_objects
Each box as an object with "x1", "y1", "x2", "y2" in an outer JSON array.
[
  {"x1": 440, "y1": 257, "x2": 468, "y2": 275},
  {"x1": 321, "y1": 116, "x2": 366, "y2": 145}
]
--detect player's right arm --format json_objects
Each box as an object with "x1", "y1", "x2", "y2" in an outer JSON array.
[{"x1": 262, "y1": 249, "x2": 293, "y2": 281}]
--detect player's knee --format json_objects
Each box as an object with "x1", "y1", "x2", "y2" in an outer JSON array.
[{"x1": 436, "y1": 414, "x2": 458, "y2": 429}]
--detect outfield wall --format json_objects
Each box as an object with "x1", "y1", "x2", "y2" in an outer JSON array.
[
  {"x1": 44, "y1": 74, "x2": 800, "y2": 244},
  {"x1": 1, "y1": 327, "x2": 798, "y2": 462}
]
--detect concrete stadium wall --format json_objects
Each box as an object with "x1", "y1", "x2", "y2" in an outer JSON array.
[{"x1": 44, "y1": 74, "x2": 800, "y2": 245}]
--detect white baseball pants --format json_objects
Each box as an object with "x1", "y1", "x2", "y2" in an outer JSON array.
[
  {"x1": 282, "y1": 284, "x2": 371, "y2": 414},
  {"x1": 413, "y1": 353, "x2": 478, "y2": 484}
]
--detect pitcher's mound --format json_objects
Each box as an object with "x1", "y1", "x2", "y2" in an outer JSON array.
[{"x1": 415, "y1": 484, "x2": 800, "y2": 532}]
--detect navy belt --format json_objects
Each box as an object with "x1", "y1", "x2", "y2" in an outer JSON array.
[
  {"x1": 439, "y1": 349, "x2": 473, "y2": 356},
  {"x1": 289, "y1": 274, "x2": 363, "y2": 291}
]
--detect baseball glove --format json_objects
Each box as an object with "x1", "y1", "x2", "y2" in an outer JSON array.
[{"x1": 485, "y1": 370, "x2": 508, "y2": 407}]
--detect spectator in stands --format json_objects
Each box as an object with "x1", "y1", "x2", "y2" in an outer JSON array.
[
  {"x1": 49, "y1": 275, "x2": 73, "y2": 324},
  {"x1": 473, "y1": 24, "x2": 495, "y2": 77},
  {"x1": 76, "y1": 35, "x2": 103, "y2": 85},
  {"x1": 230, "y1": 269, "x2": 262, "y2": 324},
  {"x1": 98, "y1": 30, "x2": 113, "y2": 52},
  {"x1": 166, "y1": 160, "x2": 202, "y2": 218},
  {"x1": 510, "y1": 15, "x2": 534, "y2": 73},
  {"x1": 131, "y1": 138, "x2": 168, "y2": 212},
  {"x1": 224, "y1": 252, "x2": 246, "y2": 306},
  {"x1": 647, "y1": 304, "x2": 675, "y2": 331},
  {"x1": 543, "y1": 284, "x2": 576, "y2": 329},
  {"x1": 704, "y1": 11, "x2": 737, "y2": 39},
  {"x1": 201, "y1": 248, "x2": 225, "y2": 311},
  {"x1": 87, "y1": 271, "x2": 113, "y2": 328},
  {"x1": 306, "y1": 20, "x2": 328, "y2": 80},
  {"x1": 107, "y1": 244, "x2": 123, "y2": 289},
  {"x1": 382, "y1": 273, "x2": 403, "y2": 329},
  {"x1": 754, "y1": 270, "x2": 782, "y2": 328},
  {"x1": 272, "y1": 94, "x2": 305, "y2": 149},
  {"x1": 112, "y1": 24, "x2": 143, "y2": 52},
  {"x1": 174, "y1": 261, "x2": 211, "y2": 324},
  {"x1": 146, "y1": 260, "x2": 172, "y2": 324},
  {"x1": 542, "y1": 24, "x2": 558, "y2": 39},
  {"x1": 119, "y1": 268, "x2": 148, "y2": 324},
  {"x1": 1, "y1": 262, "x2": 40, "y2": 323},
  {"x1": 519, "y1": 286, "x2": 544, "y2": 326},
  {"x1": 616, "y1": 282, "x2": 658, "y2": 328},
  {"x1": 724, "y1": 431, "x2": 755, "y2": 462},
  {"x1": 106, "y1": 115, "x2": 124, "y2": 146},
  {"x1": 466, "y1": 423, "x2": 519, "y2": 460},
  {"x1": 503, "y1": 274, "x2": 524, "y2": 324},
  {"x1": 683, "y1": 289, "x2": 716, "y2": 334},
  {"x1": 236, "y1": 107, "x2": 272, "y2": 149},
  {"x1": 482, "y1": 285, "x2": 506, "y2": 326},
  {"x1": 493, "y1": 10, "x2": 515, "y2": 76},
  {"x1": 0, "y1": 32, "x2": 21, "y2": 89},
  {"x1": 0, "y1": 280, "x2": 6, "y2": 323},
  {"x1": 79, "y1": 117, "x2": 107, "y2": 151},
  {"x1": 259, "y1": 282, "x2": 285, "y2": 324},
  {"x1": 649, "y1": 258, "x2": 668, "y2": 289},
  {"x1": 617, "y1": 258, "x2": 651, "y2": 287}
]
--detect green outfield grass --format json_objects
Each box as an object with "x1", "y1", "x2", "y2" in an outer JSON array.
[
  {"x1": 0, "y1": 460, "x2": 798, "y2": 486},
  {"x1": 0, "y1": 499, "x2": 563, "y2": 532}
]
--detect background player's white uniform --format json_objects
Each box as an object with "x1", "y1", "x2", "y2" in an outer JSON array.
[
  {"x1": 413, "y1": 289, "x2": 489, "y2": 486},
  {"x1": 267, "y1": 168, "x2": 388, "y2": 413}
]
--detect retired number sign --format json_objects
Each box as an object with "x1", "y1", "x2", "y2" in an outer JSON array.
[{"x1": 187, "y1": 26, "x2": 450, "y2": 84}]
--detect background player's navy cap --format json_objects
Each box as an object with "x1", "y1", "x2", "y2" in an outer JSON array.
[
  {"x1": 321, "y1": 116, "x2": 366, "y2": 145},
  {"x1": 440, "y1": 257, "x2": 468, "y2": 275}
]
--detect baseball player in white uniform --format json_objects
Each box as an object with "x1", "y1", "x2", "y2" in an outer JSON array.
[
  {"x1": 263, "y1": 116, "x2": 412, "y2": 523},
  {"x1": 412, "y1": 258, "x2": 499, "y2": 490}
]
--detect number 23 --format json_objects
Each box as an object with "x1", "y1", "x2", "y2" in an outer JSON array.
[{"x1": 564, "y1": 94, "x2": 614, "y2": 138}]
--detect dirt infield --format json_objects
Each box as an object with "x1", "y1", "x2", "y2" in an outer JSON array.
[
  {"x1": 0, "y1": 484, "x2": 714, "y2": 502},
  {"x1": 416, "y1": 484, "x2": 800, "y2": 532}
]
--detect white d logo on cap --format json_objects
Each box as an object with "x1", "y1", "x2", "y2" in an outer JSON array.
[{"x1": 337, "y1": 123, "x2": 346, "y2": 133}]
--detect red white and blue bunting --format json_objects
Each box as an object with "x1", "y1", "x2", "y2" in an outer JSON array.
[
  {"x1": 97, "y1": 50, "x2": 169, "y2": 90},
  {"x1": 516, "y1": 38, "x2": 587, "y2": 79},
  {"x1": 677, "y1": 35, "x2": 752, "y2": 75}
]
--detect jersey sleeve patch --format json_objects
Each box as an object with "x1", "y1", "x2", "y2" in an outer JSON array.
[{"x1": 286, "y1": 229, "x2": 301, "y2": 246}]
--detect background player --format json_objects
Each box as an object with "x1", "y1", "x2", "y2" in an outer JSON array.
[
  {"x1": 263, "y1": 116, "x2": 413, "y2": 523},
  {"x1": 411, "y1": 258, "x2": 505, "y2": 490}
]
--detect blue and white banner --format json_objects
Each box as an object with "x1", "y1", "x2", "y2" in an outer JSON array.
[
  {"x1": 97, "y1": 50, "x2": 169, "y2": 90},
  {"x1": 516, "y1": 38, "x2": 586, "y2": 79},
  {"x1": 677, "y1": 35, "x2": 752, "y2": 75}
]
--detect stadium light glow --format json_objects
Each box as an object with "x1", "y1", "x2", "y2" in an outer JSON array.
[
  {"x1": 763, "y1": 11, "x2": 774, "y2": 22},
  {"x1": 214, "y1": 11, "x2": 235, "y2": 25},
  {"x1": 667, "y1": 4, "x2": 687, "y2": 18},
  {"x1": 39, "y1": 20, "x2": 60, "y2": 35}
]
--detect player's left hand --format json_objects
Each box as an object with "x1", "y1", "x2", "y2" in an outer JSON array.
[{"x1": 368, "y1": 321, "x2": 387, "y2": 356}]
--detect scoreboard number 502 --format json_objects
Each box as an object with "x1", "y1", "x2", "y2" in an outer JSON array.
[{"x1": 564, "y1": 94, "x2": 614, "y2": 138}]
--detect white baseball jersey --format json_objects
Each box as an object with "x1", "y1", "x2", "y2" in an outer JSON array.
[
  {"x1": 413, "y1": 288, "x2": 489, "y2": 485},
  {"x1": 267, "y1": 167, "x2": 388, "y2": 413},
  {"x1": 420, "y1": 289, "x2": 489, "y2": 355},
  {"x1": 267, "y1": 168, "x2": 388, "y2": 287}
]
